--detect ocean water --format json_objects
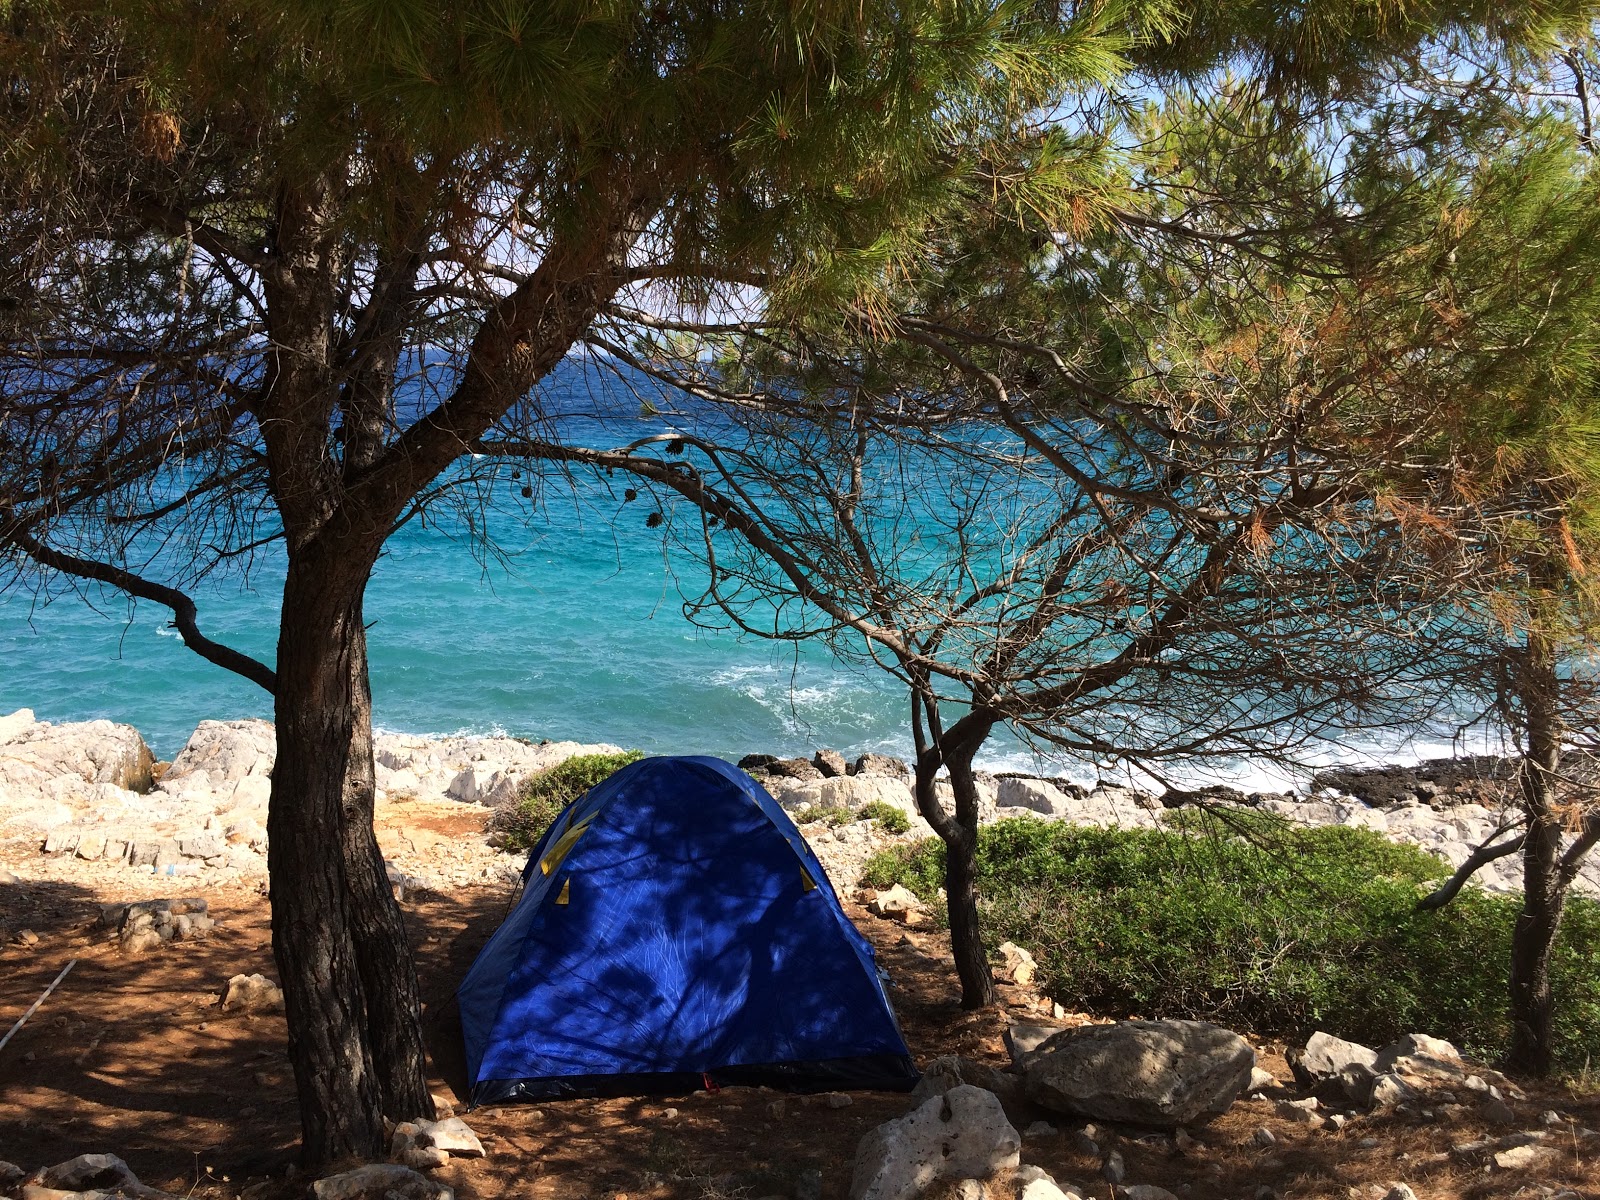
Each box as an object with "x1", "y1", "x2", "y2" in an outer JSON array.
[
  {"x1": 0, "y1": 359, "x2": 1481, "y2": 782},
  {"x1": 0, "y1": 360, "x2": 998, "y2": 768}
]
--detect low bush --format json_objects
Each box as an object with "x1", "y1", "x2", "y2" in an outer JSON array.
[
  {"x1": 493, "y1": 750, "x2": 643, "y2": 851},
  {"x1": 855, "y1": 800, "x2": 911, "y2": 834},
  {"x1": 790, "y1": 801, "x2": 910, "y2": 833},
  {"x1": 863, "y1": 815, "x2": 1600, "y2": 1070},
  {"x1": 791, "y1": 804, "x2": 851, "y2": 827}
]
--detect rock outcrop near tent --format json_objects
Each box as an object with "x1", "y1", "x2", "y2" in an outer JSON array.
[
  {"x1": 850, "y1": 1085, "x2": 1021, "y2": 1200},
  {"x1": 1019, "y1": 1019, "x2": 1255, "y2": 1127}
]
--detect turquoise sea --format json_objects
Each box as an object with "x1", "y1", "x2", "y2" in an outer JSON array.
[
  {"x1": 1, "y1": 358, "x2": 1472, "y2": 782},
  {"x1": 0, "y1": 359, "x2": 1044, "y2": 770}
]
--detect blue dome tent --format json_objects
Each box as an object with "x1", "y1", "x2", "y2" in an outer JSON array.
[{"x1": 458, "y1": 755, "x2": 920, "y2": 1104}]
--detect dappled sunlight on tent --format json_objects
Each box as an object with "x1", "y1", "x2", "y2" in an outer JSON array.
[{"x1": 458, "y1": 756, "x2": 919, "y2": 1103}]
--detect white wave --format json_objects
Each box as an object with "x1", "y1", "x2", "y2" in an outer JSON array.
[
  {"x1": 152, "y1": 624, "x2": 181, "y2": 640},
  {"x1": 372, "y1": 721, "x2": 516, "y2": 741}
]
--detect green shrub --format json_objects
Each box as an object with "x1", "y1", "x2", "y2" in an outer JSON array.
[
  {"x1": 866, "y1": 815, "x2": 1600, "y2": 1071},
  {"x1": 855, "y1": 800, "x2": 911, "y2": 834},
  {"x1": 493, "y1": 750, "x2": 643, "y2": 851},
  {"x1": 792, "y1": 804, "x2": 851, "y2": 827}
]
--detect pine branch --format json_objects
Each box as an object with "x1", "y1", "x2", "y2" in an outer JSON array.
[{"x1": 1, "y1": 523, "x2": 277, "y2": 695}]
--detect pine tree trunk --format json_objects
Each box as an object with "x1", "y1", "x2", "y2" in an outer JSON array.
[
  {"x1": 1507, "y1": 639, "x2": 1567, "y2": 1076},
  {"x1": 944, "y1": 826, "x2": 995, "y2": 1009},
  {"x1": 912, "y1": 721, "x2": 997, "y2": 1012},
  {"x1": 339, "y1": 615, "x2": 436, "y2": 1121},
  {"x1": 268, "y1": 549, "x2": 387, "y2": 1166}
]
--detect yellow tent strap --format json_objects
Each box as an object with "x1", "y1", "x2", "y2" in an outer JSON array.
[
  {"x1": 555, "y1": 878, "x2": 570, "y2": 906},
  {"x1": 540, "y1": 813, "x2": 596, "y2": 877},
  {"x1": 799, "y1": 862, "x2": 817, "y2": 893}
]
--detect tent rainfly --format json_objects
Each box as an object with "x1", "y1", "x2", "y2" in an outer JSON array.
[{"x1": 458, "y1": 755, "x2": 920, "y2": 1103}]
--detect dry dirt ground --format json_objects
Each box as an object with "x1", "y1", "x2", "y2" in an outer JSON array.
[{"x1": 1, "y1": 867, "x2": 1597, "y2": 1200}]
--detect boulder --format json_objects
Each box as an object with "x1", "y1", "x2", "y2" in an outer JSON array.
[
  {"x1": 996, "y1": 777, "x2": 1072, "y2": 818},
  {"x1": 446, "y1": 765, "x2": 499, "y2": 804},
  {"x1": 911, "y1": 1055, "x2": 1030, "y2": 1121},
  {"x1": 1299, "y1": 1031, "x2": 1378, "y2": 1080},
  {"x1": 0, "y1": 709, "x2": 36, "y2": 744},
  {"x1": 867, "y1": 885, "x2": 925, "y2": 922},
  {"x1": 933, "y1": 777, "x2": 998, "y2": 825},
  {"x1": 1003, "y1": 1021, "x2": 1071, "y2": 1069},
  {"x1": 769, "y1": 757, "x2": 825, "y2": 782},
  {"x1": 813, "y1": 775, "x2": 918, "y2": 815},
  {"x1": 1365, "y1": 1032, "x2": 1524, "y2": 1102},
  {"x1": 165, "y1": 719, "x2": 276, "y2": 784},
  {"x1": 1013, "y1": 1167, "x2": 1084, "y2": 1200},
  {"x1": 416, "y1": 1116, "x2": 484, "y2": 1158},
  {"x1": 849, "y1": 1085, "x2": 1021, "y2": 1200},
  {"x1": 1367, "y1": 1072, "x2": 1417, "y2": 1110},
  {"x1": 222, "y1": 973, "x2": 284, "y2": 1012},
  {"x1": 813, "y1": 749, "x2": 850, "y2": 778},
  {"x1": 1022, "y1": 1019, "x2": 1254, "y2": 1128},
  {"x1": 312, "y1": 1165, "x2": 452, "y2": 1200},
  {"x1": 853, "y1": 753, "x2": 911, "y2": 779},
  {"x1": 34, "y1": 1155, "x2": 138, "y2": 1192},
  {"x1": 178, "y1": 832, "x2": 225, "y2": 860},
  {"x1": 1290, "y1": 1031, "x2": 1379, "y2": 1099},
  {"x1": 0, "y1": 719, "x2": 155, "y2": 793},
  {"x1": 994, "y1": 942, "x2": 1037, "y2": 986}
]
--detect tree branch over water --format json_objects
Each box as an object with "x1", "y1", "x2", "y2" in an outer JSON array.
[{"x1": 0, "y1": 523, "x2": 277, "y2": 694}]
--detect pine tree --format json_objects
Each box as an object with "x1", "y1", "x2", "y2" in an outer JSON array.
[{"x1": 4, "y1": 3, "x2": 1598, "y2": 1163}]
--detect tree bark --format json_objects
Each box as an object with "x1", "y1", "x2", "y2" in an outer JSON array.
[
  {"x1": 943, "y1": 741, "x2": 998, "y2": 1009},
  {"x1": 268, "y1": 545, "x2": 387, "y2": 1166},
  {"x1": 912, "y1": 705, "x2": 998, "y2": 1011},
  {"x1": 340, "y1": 614, "x2": 437, "y2": 1122},
  {"x1": 1507, "y1": 638, "x2": 1567, "y2": 1076}
]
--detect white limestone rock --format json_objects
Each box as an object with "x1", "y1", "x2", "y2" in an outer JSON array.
[
  {"x1": 228, "y1": 775, "x2": 273, "y2": 809},
  {"x1": 166, "y1": 719, "x2": 276, "y2": 784},
  {"x1": 1297, "y1": 1031, "x2": 1378, "y2": 1085},
  {"x1": 222, "y1": 972, "x2": 284, "y2": 1012},
  {"x1": 1023, "y1": 1019, "x2": 1255, "y2": 1127},
  {"x1": 0, "y1": 708, "x2": 36, "y2": 744},
  {"x1": 390, "y1": 1123, "x2": 450, "y2": 1170},
  {"x1": 822, "y1": 774, "x2": 918, "y2": 815},
  {"x1": 1016, "y1": 1168, "x2": 1083, "y2": 1200},
  {"x1": 1003, "y1": 1021, "x2": 1071, "y2": 1069},
  {"x1": 416, "y1": 1116, "x2": 484, "y2": 1158},
  {"x1": 997, "y1": 777, "x2": 1072, "y2": 818},
  {"x1": 868, "y1": 884, "x2": 925, "y2": 922},
  {"x1": 929, "y1": 777, "x2": 999, "y2": 824},
  {"x1": 0, "y1": 718, "x2": 155, "y2": 793},
  {"x1": 1492, "y1": 1142, "x2": 1556, "y2": 1171},
  {"x1": 849, "y1": 1085, "x2": 1021, "y2": 1200},
  {"x1": 995, "y1": 941, "x2": 1037, "y2": 986},
  {"x1": 447, "y1": 765, "x2": 500, "y2": 804},
  {"x1": 911, "y1": 1055, "x2": 1030, "y2": 1119},
  {"x1": 313, "y1": 1164, "x2": 453, "y2": 1200}
]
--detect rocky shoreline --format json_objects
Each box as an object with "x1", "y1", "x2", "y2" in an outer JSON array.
[{"x1": 2, "y1": 708, "x2": 1594, "y2": 906}]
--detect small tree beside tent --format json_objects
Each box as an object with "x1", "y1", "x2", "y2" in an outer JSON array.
[{"x1": 527, "y1": 42, "x2": 1600, "y2": 1028}]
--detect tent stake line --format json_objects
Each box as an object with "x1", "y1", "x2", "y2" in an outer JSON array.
[{"x1": 0, "y1": 958, "x2": 78, "y2": 1056}]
